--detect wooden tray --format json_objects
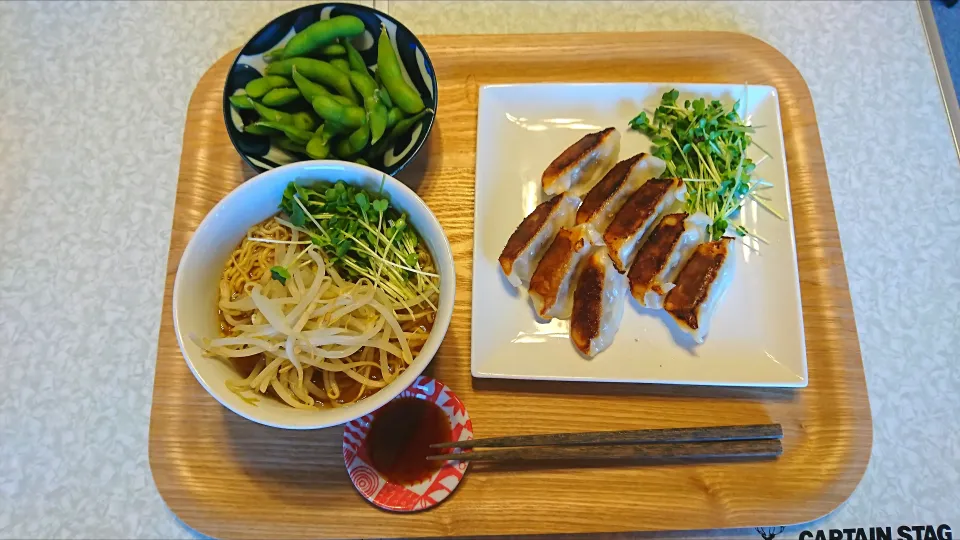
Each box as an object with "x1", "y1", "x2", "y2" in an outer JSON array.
[{"x1": 149, "y1": 32, "x2": 872, "y2": 539}]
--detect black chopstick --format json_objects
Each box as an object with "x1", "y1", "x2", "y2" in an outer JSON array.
[
  {"x1": 431, "y1": 424, "x2": 782, "y2": 450},
  {"x1": 427, "y1": 439, "x2": 782, "y2": 462}
]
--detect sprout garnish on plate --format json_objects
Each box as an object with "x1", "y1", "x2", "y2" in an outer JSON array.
[{"x1": 629, "y1": 87, "x2": 781, "y2": 241}]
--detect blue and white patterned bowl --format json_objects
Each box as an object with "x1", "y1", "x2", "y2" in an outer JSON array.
[{"x1": 223, "y1": 3, "x2": 438, "y2": 175}]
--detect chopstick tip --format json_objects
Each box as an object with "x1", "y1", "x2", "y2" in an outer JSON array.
[{"x1": 430, "y1": 442, "x2": 457, "y2": 449}]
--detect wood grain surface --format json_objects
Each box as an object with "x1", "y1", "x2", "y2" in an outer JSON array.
[{"x1": 149, "y1": 32, "x2": 872, "y2": 539}]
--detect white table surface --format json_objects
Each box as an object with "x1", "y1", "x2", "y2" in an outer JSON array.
[{"x1": 1, "y1": 1, "x2": 957, "y2": 538}]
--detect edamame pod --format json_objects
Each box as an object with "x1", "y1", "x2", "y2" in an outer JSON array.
[
  {"x1": 245, "y1": 75, "x2": 292, "y2": 99},
  {"x1": 348, "y1": 71, "x2": 377, "y2": 99},
  {"x1": 348, "y1": 71, "x2": 387, "y2": 143},
  {"x1": 306, "y1": 135, "x2": 330, "y2": 159},
  {"x1": 330, "y1": 58, "x2": 350, "y2": 74},
  {"x1": 276, "y1": 137, "x2": 306, "y2": 154},
  {"x1": 311, "y1": 95, "x2": 366, "y2": 128},
  {"x1": 318, "y1": 43, "x2": 346, "y2": 57},
  {"x1": 368, "y1": 100, "x2": 388, "y2": 144},
  {"x1": 347, "y1": 123, "x2": 370, "y2": 154},
  {"x1": 322, "y1": 119, "x2": 347, "y2": 137},
  {"x1": 263, "y1": 47, "x2": 286, "y2": 63},
  {"x1": 244, "y1": 123, "x2": 274, "y2": 136},
  {"x1": 377, "y1": 82, "x2": 394, "y2": 109},
  {"x1": 229, "y1": 94, "x2": 255, "y2": 109},
  {"x1": 251, "y1": 121, "x2": 313, "y2": 145},
  {"x1": 292, "y1": 66, "x2": 332, "y2": 103},
  {"x1": 267, "y1": 58, "x2": 358, "y2": 104},
  {"x1": 261, "y1": 87, "x2": 301, "y2": 107},
  {"x1": 293, "y1": 66, "x2": 363, "y2": 109},
  {"x1": 366, "y1": 108, "x2": 431, "y2": 161},
  {"x1": 390, "y1": 108, "x2": 432, "y2": 138},
  {"x1": 252, "y1": 100, "x2": 293, "y2": 125},
  {"x1": 283, "y1": 15, "x2": 364, "y2": 59},
  {"x1": 343, "y1": 40, "x2": 368, "y2": 74},
  {"x1": 313, "y1": 124, "x2": 335, "y2": 143},
  {"x1": 335, "y1": 127, "x2": 371, "y2": 158},
  {"x1": 376, "y1": 27, "x2": 425, "y2": 114},
  {"x1": 386, "y1": 107, "x2": 405, "y2": 129},
  {"x1": 355, "y1": 158, "x2": 369, "y2": 166},
  {"x1": 291, "y1": 111, "x2": 318, "y2": 132},
  {"x1": 334, "y1": 138, "x2": 355, "y2": 159}
]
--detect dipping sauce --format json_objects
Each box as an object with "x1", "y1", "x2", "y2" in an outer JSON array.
[{"x1": 366, "y1": 398, "x2": 452, "y2": 485}]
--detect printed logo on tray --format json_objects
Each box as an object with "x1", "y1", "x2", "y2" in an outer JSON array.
[{"x1": 756, "y1": 524, "x2": 953, "y2": 540}]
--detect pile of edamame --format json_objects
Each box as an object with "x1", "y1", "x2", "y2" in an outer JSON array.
[{"x1": 229, "y1": 15, "x2": 432, "y2": 166}]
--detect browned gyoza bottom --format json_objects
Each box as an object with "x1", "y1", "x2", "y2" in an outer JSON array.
[{"x1": 664, "y1": 239, "x2": 731, "y2": 330}]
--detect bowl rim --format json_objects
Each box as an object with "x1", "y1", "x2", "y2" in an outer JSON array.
[
  {"x1": 221, "y1": 2, "x2": 439, "y2": 176},
  {"x1": 172, "y1": 159, "x2": 456, "y2": 429}
]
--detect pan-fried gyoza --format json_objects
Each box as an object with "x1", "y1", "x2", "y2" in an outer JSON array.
[
  {"x1": 528, "y1": 224, "x2": 602, "y2": 320},
  {"x1": 663, "y1": 238, "x2": 736, "y2": 343},
  {"x1": 499, "y1": 193, "x2": 579, "y2": 288},
  {"x1": 628, "y1": 212, "x2": 710, "y2": 310},
  {"x1": 541, "y1": 127, "x2": 620, "y2": 196},
  {"x1": 570, "y1": 248, "x2": 627, "y2": 358},
  {"x1": 576, "y1": 153, "x2": 665, "y2": 231},
  {"x1": 603, "y1": 177, "x2": 685, "y2": 271},
  {"x1": 499, "y1": 114, "x2": 748, "y2": 356}
]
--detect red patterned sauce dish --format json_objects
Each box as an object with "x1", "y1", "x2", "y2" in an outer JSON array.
[{"x1": 343, "y1": 376, "x2": 473, "y2": 511}]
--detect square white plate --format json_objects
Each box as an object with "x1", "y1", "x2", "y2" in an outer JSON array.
[{"x1": 471, "y1": 83, "x2": 807, "y2": 387}]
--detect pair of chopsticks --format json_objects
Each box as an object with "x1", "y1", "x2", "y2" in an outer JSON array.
[{"x1": 428, "y1": 424, "x2": 782, "y2": 463}]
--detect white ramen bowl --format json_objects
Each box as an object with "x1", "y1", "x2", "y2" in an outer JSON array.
[{"x1": 172, "y1": 160, "x2": 455, "y2": 429}]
